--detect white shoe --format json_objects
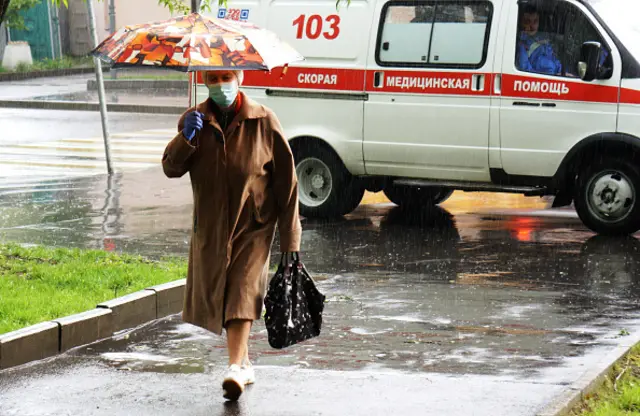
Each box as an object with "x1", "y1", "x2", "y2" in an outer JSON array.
[
  {"x1": 222, "y1": 363, "x2": 254, "y2": 401},
  {"x1": 242, "y1": 359, "x2": 255, "y2": 385}
]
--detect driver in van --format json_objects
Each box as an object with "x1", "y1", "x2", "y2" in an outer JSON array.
[{"x1": 516, "y1": 5, "x2": 563, "y2": 75}]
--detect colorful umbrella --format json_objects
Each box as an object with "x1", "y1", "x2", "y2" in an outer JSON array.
[{"x1": 91, "y1": 13, "x2": 304, "y2": 72}]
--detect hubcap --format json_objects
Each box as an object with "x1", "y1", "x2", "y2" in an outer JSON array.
[
  {"x1": 311, "y1": 174, "x2": 325, "y2": 190},
  {"x1": 587, "y1": 170, "x2": 635, "y2": 223},
  {"x1": 296, "y1": 158, "x2": 333, "y2": 208}
]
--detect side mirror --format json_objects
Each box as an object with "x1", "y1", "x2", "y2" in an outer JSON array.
[{"x1": 578, "y1": 41, "x2": 602, "y2": 82}]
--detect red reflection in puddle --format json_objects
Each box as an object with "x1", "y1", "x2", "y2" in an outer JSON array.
[{"x1": 511, "y1": 218, "x2": 539, "y2": 242}]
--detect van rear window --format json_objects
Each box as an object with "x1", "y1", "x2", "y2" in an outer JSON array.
[{"x1": 376, "y1": 1, "x2": 493, "y2": 69}]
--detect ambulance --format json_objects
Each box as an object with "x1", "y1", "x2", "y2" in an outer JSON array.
[{"x1": 194, "y1": 0, "x2": 640, "y2": 236}]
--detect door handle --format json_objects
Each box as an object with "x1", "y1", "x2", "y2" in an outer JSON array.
[
  {"x1": 374, "y1": 71, "x2": 384, "y2": 88},
  {"x1": 494, "y1": 74, "x2": 502, "y2": 94},
  {"x1": 512, "y1": 102, "x2": 557, "y2": 108},
  {"x1": 513, "y1": 101, "x2": 540, "y2": 107},
  {"x1": 472, "y1": 74, "x2": 485, "y2": 91}
]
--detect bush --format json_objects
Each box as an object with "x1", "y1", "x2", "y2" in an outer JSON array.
[
  {"x1": 14, "y1": 61, "x2": 31, "y2": 72},
  {"x1": 1, "y1": 55, "x2": 94, "y2": 73}
]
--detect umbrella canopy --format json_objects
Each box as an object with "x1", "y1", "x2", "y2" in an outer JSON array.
[{"x1": 91, "y1": 13, "x2": 304, "y2": 72}]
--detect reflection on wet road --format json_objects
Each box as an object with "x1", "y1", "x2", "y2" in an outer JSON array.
[
  {"x1": 0, "y1": 109, "x2": 176, "y2": 183},
  {"x1": 1, "y1": 167, "x2": 639, "y2": 415}
]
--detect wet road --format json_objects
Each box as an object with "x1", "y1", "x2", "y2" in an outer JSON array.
[
  {"x1": 0, "y1": 108, "x2": 175, "y2": 182},
  {"x1": 1, "y1": 168, "x2": 640, "y2": 415},
  {"x1": 0, "y1": 74, "x2": 91, "y2": 101},
  {"x1": 0, "y1": 108, "x2": 175, "y2": 146}
]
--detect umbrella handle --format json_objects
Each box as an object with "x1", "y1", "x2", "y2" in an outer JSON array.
[
  {"x1": 188, "y1": 73, "x2": 197, "y2": 107},
  {"x1": 188, "y1": 74, "x2": 192, "y2": 108},
  {"x1": 280, "y1": 65, "x2": 289, "y2": 79}
]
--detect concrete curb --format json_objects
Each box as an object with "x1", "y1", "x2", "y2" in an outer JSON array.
[
  {"x1": 0, "y1": 322, "x2": 58, "y2": 369},
  {"x1": 148, "y1": 279, "x2": 188, "y2": 319},
  {"x1": 0, "y1": 100, "x2": 185, "y2": 114},
  {"x1": 0, "y1": 67, "x2": 109, "y2": 82},
  {"x1": 536, "y1": 331, "x2": 640, "y2": 416},
  {"x1": 0, "y1": 278, "x2": 186, "y2": 370},
  {"x1": 97, "y1": 291, "x2": 157, "y2": 333},
  {"x1": 87, "y1": 79, "x2": 188, "y2": 91}
]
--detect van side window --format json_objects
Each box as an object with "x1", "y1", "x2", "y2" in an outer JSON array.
[
  {"x1": 515, "y1": 2, "x2": 613, "y2": 78},
  {"x1": 377, "y1": 1, "x2": 493, "y2": 68}
]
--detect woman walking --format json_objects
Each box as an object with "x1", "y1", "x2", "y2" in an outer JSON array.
[{"x1": 162, "y1": 69, "x2": 301, "y2": 401}]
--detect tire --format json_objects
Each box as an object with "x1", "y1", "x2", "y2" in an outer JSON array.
[
  {"x1": 383, "y1": 185, "x2": 453, "y2": 208},
  {"x1": 292, "y1": 141, "x2": 365, "y2": 218},
  {"x1": 574, "y1": 157, "x2": 640, "y2": 236}
]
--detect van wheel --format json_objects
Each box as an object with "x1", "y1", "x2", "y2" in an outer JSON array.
[
  {"x1": 293, "y1": 141, "x2": 365, "y2": 218},
  {"x1": 574, "y1": 157, "x2": 640, "y2": 235},
  {"x1": 383, "y1": 185, "x2": 453, "y2": 207}
]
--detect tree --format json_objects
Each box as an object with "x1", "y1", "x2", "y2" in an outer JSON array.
[
  {"x1": 3, "y1": 0, "x2": 41, "y2": 30},
  {"x1": 157, "y1": 0, "x2": 214, "y2": 15},
  {"x1": 156, "y1": 0, "x2": 345, "y2": 13},
  {"x1": 0, "y1": 0, "x2": 9, "y2": 26},
  {"x1": 45, "y1": 0, "x2": 218, "y2": 15}
]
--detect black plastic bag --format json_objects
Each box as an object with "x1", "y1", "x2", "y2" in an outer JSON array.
[{"x1": 264, "y1": 253, "x2": 325, "y2": 349}]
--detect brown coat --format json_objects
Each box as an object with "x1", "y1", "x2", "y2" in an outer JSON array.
[{"x1": 162, "y1": 93, "x2": 302, "y2": 335}]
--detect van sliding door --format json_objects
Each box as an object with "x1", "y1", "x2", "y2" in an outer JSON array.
[{"x1": 363, "y1": 0, "x2": 502, "y2": 182}]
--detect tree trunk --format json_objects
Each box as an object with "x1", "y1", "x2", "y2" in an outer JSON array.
[{"x1": 0, "y1": 0, "x2": 10, "y2": 26}]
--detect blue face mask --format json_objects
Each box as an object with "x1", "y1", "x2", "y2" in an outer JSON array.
[{"x1": 208, "y1": 81, "x2": 238, "y2": 108}]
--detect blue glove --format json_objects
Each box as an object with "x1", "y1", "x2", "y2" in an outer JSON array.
[{"x1": 183, "y1": 111, "x2": 204, "y2": 141}]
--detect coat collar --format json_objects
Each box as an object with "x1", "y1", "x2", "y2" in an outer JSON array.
[{"x1": 196, "y1": 92, "x2": 267, "y2": 135}]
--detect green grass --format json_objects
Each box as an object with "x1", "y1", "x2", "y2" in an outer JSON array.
[
  {"x1": 116, "y1": 73, "x2": 188, "y2": 81},
  {"x1": 572, "y1": 342, "x2": 640, "y2": 415},
  {"x1": 0, "y1": 243, "x2": 187, "y2": 335},
  {"x1": 30, "y1": 56, "x2": 94, "y2": 71},
  {"x1": 2, "y1": 55, "x2": 94, "y2": 74}
]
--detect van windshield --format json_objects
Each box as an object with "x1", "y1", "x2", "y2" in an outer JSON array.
[{"x1": 587, "y1": 0, "x2": 640, "y2": 61}]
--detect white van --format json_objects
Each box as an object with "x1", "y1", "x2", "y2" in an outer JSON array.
[{"x1": 195, "y1": 0, "x2": 640, "y2": 236}]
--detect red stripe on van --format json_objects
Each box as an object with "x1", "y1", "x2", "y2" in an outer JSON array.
[
  {"x1": 501, "y1": 74, "x2": 619, "y2": 104},
  {"x1": 244, "y1": 67, "x2": 365, "y2": 91},
  {"x1": 193, "y1": 68, "x2": 640, "y2": 105},
  {"x1": 195, "y1": 67, "x2": 366, "y2": 91},
  {"x1": 620, "y1": 88, "x2": 640, "y2": 105},
  {"x1": 364, "y1": 70, "x2": 491, "y2": 96}
]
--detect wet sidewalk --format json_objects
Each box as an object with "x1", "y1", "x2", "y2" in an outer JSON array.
[
  {"x1": 0, "y1": 71, "x2": 189, "y2": 112},
  {"x1": 0, "y1": 313, "x2": 590, "y2": 416},
  {"x1": 27, "y1": 89, "x2": 189, "y2": 108},
  {"x1": 1, "y1": 167, "x2": 640, "y2": 414},
  {"x1": 0, "y1": 73, "x2": 91, "y2": 101}
]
